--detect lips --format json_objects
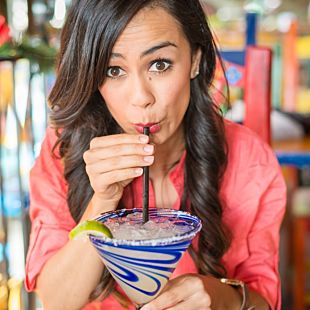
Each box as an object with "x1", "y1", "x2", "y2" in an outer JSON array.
[{"x1": 134, "y1": 123, "x2": 161, "y2": 134}]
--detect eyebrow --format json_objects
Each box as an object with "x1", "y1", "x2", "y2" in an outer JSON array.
[{"x1": 111, "y1": 41, "x2": 178, "y2": 59}]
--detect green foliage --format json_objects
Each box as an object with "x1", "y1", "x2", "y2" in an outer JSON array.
[{"x1": 0, "y1": 37, "x2": 57, "y2": 72}]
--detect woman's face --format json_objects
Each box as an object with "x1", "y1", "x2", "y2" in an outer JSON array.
[{"x1": 99, "y1": 6, "x2": 201, "y2": 145}]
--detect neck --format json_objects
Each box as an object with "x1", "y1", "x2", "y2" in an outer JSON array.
[{"x1": 149, "y1": 127, "x2": 185, "y2": 180}]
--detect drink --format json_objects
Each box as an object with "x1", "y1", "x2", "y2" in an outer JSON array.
[{"x1": 89, "y1": 208, "x2": 202, "y2": 308}]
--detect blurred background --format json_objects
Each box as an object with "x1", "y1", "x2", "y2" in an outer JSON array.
[{"x1": 0, "y1": 0, "x2": 310, "y2": 309}]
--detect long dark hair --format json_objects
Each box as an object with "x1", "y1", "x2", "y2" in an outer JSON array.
[{"x1": 48, "y1": 0, "x2": 230, "y2": 304}]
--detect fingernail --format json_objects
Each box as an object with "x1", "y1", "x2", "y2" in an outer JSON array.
[
  {"x1": 143, "y1": 145, "x2": 154, "y2": 154},
  {"x1": 139, "y1": 135, "x2": 149, "y2": 143},
  {"x1": 141, "y1": 306, "x2": 151, "y2": 310},
  {"x1": 135, "y1": 168, "x2": 143, "y2": 175},
  {"x1": 144, "y1": 156, "x2": 154, "y2": 163}
]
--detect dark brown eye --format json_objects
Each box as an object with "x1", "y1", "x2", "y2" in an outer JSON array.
[
  {"x1": 111, "y1": 68, "x2": 120, "y2": 76},
  {"x1": 156, "y1": 61, "x2": 166, "y2": 71},
  {"x1": 150, "y1": 59, "x2": 172, "y2": 73},
  {"x1": 107, "y1": 66, "x2": 124, "y2": 78}
]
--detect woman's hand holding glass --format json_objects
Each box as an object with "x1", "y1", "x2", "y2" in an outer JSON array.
[
  {"x1": 140, "y1": 274, "x2": 242, "y2": 310},
  {"x1": 81, "y1": 133, "x2": 154, "y2": 219}
]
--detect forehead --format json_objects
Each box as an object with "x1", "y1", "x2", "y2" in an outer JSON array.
[{"x1": 112, "y1": 7, "x2": 187, "y2": 53}]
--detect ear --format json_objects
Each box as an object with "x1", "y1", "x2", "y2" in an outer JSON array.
[{"x1": 190, "y1": 48, "x2": 202, "y2": 79}]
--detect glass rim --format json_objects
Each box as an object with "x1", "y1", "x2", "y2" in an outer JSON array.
[{"x1": 89, "y1": 208, "x2": 202, "y2": 247}]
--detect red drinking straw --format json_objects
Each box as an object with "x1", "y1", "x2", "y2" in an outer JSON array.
[{"x1": 143, "y1": 127, "x2": 150, "y2": 223}]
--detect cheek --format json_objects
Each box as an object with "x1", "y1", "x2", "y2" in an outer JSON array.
[
  {"x1": 159, "y1": 73, "x2": 191, "y2": 114},
  {"x1": 99, "y1": 85, "x2": 124, "y2": 116}
]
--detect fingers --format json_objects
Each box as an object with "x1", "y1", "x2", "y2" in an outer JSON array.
[
  {"x1": 89, "y1": 168, "x2": 143, "y2": 194},
  {"x1": 89, "y1": 133, "x2": 149, "y2": 149},
  {"x1": 84, "y1": 134, "x2": 154, "y2": 187},
  {"x1": 141, "y1": 275, "x2": 211, "y2": 310},
  {"x1": 166, "y1": 293, "x2": 211, "y2": 310},
  {"x1": 85, "y1": 143, "x2": 154, "y2": 162},
  {"x1": 84, "y1": 145, "x2": 154, "y2": 167},
  {"x1": 84, "y1": 134, "x2": 154, "y2": 165},
  {"x1": 83, "y1": 133, "x2": 154, "y2": 203},
  {"x1": 85, "y1": 155, "x2": 154, "y2": 175}
]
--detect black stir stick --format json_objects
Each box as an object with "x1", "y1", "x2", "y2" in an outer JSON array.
[{"x1": 143, "y1": 127, "x2": 150, "y2": 223}]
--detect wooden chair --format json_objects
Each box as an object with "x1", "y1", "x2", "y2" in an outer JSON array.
[
  {"x1": 220, "y1": 45, "x2": 272, "y2": 145},
  {"x1": 215, "y1": 12, "x2": 272, "y2": 145}
]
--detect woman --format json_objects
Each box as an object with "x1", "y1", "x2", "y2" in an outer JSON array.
[{"x1": 25, "y1": 0, "x2": 286, "y2": 309}]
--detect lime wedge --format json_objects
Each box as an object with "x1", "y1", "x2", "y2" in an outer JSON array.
[{"x1": 69, "y1": 220, "x2": 113, "y2": 240}]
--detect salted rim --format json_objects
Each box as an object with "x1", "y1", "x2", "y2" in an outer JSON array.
[{"x1": 89, "y1": 208, "x2": 202, "y2": 246}]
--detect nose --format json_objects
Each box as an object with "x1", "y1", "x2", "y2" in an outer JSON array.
[{"x1": 128, "y1": 74, "x2": 155, "y2": 109}]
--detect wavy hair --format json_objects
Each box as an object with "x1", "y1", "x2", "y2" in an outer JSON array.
[{"x1": 48, "y1": 0, "x2": 230, "y2": 304}]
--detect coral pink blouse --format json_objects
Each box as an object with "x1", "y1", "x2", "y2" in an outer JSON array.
[{"x1": 25, "y1": 121, "x2": 286, "y2": 309}]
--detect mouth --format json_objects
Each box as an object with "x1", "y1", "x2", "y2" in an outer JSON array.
[{"x1": 134, "y1": 122, "x2": 161, "y2": 134}]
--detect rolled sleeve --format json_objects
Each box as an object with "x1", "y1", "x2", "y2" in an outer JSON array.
[{"x1": 25, "y1": 128, "x2": 76, "y2": 291}]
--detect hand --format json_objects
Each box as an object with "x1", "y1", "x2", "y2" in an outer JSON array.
[
  {"x1": 140, "y1": 274, "x2": 242, "y2": 310},
  {"x1": 82, "y1": 133, "x2": 154, "y2": 218}
]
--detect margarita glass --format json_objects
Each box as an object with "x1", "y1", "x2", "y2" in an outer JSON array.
[{"x1": 88, "y1": 208, "x2": 202, "y2": 308}]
